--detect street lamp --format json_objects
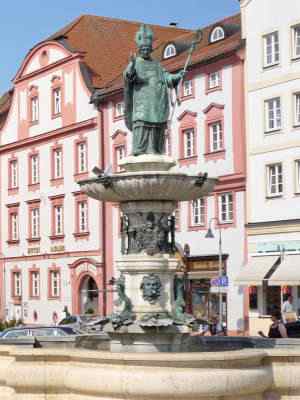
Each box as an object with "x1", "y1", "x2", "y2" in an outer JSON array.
[{"x1": 205, "y1": 217, "x2": 223, "y2": 327}]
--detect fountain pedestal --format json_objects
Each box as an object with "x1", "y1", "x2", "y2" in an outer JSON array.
[{"x1": 79, "y1": 154, "x2": 217, "y2": 352}]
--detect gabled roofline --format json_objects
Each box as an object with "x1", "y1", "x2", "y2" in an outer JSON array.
[{"x1": 13, "y1": 40, "x2": 75, "y2": 83}]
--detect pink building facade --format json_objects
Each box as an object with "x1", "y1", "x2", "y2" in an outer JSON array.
[{"x1": 0, "y1": 14, "x2": 247, "y2": 333}]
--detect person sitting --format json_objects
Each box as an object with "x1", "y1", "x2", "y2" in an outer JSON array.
[{"x1": 258, "y1": 310, "x2": 288, "y2": 338}]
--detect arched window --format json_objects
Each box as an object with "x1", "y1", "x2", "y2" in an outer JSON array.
[
  {"x1": 163, "y1": 44, "x2": 176, "y2": 59},
  {"x1": 210, "y1": 26, "x2": 225, "y2": 43}
]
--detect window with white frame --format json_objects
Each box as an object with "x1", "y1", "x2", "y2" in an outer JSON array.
[
  {"x1": 53, "y1": 88, "x2": 62, "y2": 115},
  {"x1": 54, "y1": 205, "x2": 63, "y2": 235},
  {"x1": 208, "y1": 71, "x2": 221, "y2": 89},
  {"x1": 31, "y1": 208, "x2": 40, "y2": 239},
  {"x1": 183, "y1": 128, "x2": 195, "y2": 158},
  {"x1": 30, "y1": 154, "x2": 39, "y2": 184},
  {"x1": 219, "y1": 193, "x2": 233, "y2": 224},
  {"x1": 115, "y1": 102, "x2": 125, "y2": 117},
  {"x1": 10, "y1": 160, "x2": 18, "y2": 188},
  {"x1": 10, "y1": 213, "x2": 19, "y2": 241},
  {"x1": 77, "y1": 142, "x2": 87, "y2": 173},
  {"x1": 78, "y1": 201, "x2": 88, "y2": 233},
  {"x1": 53, "y1": 148, "x2": 63, "y2": 179},
  {"x1": 265, "y1": 97, "x2": 281, "y2": 132},
  {"x1": 295, "y1": 160, "x2": 300, "y2": 193},
  {"x1": 191, "y1": 198, "x2": 205, "y2": 226},
  {"x1": 50, "y1": 271, "x2": 60, "y2": 297},
  {"x1": 183, "y1": 80, "x2": 193, "y2": 97},
  {"x1": 115, "y1": 145, "x2": 125, "y2": 172},
  {"x1": 294, "y1": 93, "x2": 300, "y2": 126},
  {"x1": 267, "y1": 163, "x2": 283, "y2": 197},
  {"x1": 210, "y1": 26, "x2": 225, "y2": 43},
  {"x1": 209, "y1": 121, "x2": 223, "y2": 152},
  {"x1": 31, "y1": 271, "x2": 40, "y2": 297},
  {"x1": 263, "y1": 31, "x2": 279, "y2": 67},
  {"x1": 13, "y1": 272, "x2": 21, "y2": 297},
  {"x1": 163, "y1": 44, "x2": 176, "y2": 59},
  {"x1": 292, "y1": 25, "x2": 300, "y2": 59},
  {"x1": 31, "y1": 97, "x2": 39, "y2": 122}
]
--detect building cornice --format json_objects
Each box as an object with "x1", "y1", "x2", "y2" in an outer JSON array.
[{"x1": 0, "y1": 118, "x2": 97, "y2": 154}]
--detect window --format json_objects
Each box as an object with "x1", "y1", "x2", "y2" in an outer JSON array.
[
  {"x1": 210, "y1": 26, "x2": 225, "y2": 43},
  {"x1": 30, "y1": 271, "x2": 40, "y2": 298},
  {"x1": 265, "y1": 97, "x2": 281, "y2": 132},
  {"x1": 296, "y1": 160, "x2": 300, "y2": 193},
  {"x1": 13, "y1": 272, "x2": 22, "y2": 297},
  {"x1": 115, "y1": 145, "x2": 126, "y2": 172},
  {"x1": 183, "y1": 129, "x2": 195, "y2": 158},
  {"x1": 30, "y1": 154, "x2": 39, "y2": 184},
  {"x1": 53, "y1": 88, "x2": 62, "y2": 115},
  {"x1": 191, "y1": 198, "x2": 205, "y2": 226},
  {"x1": 77, "y1": 142, "x2": 87, "y2": 173},
  {"x1": 115, "y1": 102, "x2": 125, "y2": 118},
  {"x1": 54, "y1": 205, "x2": 63, "y2": 235},
  {"x1": 9, "y1": 160, "x2": 18, "y2": 189},
  {"x1": 263, "y1": 31, "x2": 279, "y2": 67},
  {"x1": 78, "y1": 201, "x2": 88, "y2": 233},
  {"x1": 183, "y1": 80, "x2": 193, "y2": 97},
  {"x1": 163, "y1": 43, "x2": 176, "y2": 59},
  {"x1": 294, "y1": 93, "x2": 300, "y2": 126},
  {"x1": 53, "y1": 148, "x2": 63, "y2": 179},
  {"x1": 208, "y1": 71, "x2": 221, "y2": 89},
  {"x1": 30, "y1": 208, "x2": 40, "y2": 239},
  {"x1": 267, "y1": 163, "x2": 283, "y2": 197},
  {"x1": 10, "y1": 213, "x2": 19, "y2": 241},
  {"x1": 31, "y1": 97, "x2": 39, "y2": 122},
  {"x1": 219, "y1": 193, "x2": 233, "y2": 224},
  {"x1": 50, "y1": 271, "x2": 60, "y2": 297},
  {"x1": 292, "y1": 25, "x2": 300, "y2": 59},
  {"x1": 209, "y1": 121, "x2": 223, "y2": 152}
]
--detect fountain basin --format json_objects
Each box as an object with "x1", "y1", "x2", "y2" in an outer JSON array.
[{"x1": 79, "y1": 173, "x2": 217, "y2": 202}]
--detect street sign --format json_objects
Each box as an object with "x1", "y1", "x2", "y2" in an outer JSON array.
[{"x1": 210, "y1": 276, "x2": 229, "y2": 287}]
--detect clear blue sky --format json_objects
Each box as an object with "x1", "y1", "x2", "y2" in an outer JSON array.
[{"x1": 0, "y1": 0, "x2": 239, "y2": 94}]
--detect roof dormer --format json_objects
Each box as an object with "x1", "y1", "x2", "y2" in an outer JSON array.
[{"x1": 210, "y1": 26, "x2": 225, "y2": 43}]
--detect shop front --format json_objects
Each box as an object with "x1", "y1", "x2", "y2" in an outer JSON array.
[{"x1": 184, "y1": 255, "x2": 228, "y2": 324}]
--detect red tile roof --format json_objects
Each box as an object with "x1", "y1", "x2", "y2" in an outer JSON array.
[{"x1": 0, "y1": 13, "x2": 242, "y2": 127}]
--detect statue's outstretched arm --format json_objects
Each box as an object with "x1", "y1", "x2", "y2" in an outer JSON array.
[{"x1": 164, "y1": 70, "x2": 185, "y2": 88}]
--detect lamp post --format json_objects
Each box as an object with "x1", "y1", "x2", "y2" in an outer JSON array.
[{"x1": 205, "y1": 217, "x2": 223, "y2": 327}]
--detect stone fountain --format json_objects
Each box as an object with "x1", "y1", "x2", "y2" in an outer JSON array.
[{"x1": 79, "y1": 24, "x2": 217, "y2": 352}]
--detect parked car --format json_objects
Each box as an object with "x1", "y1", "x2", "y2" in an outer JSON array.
[
  {"x1": 0, "y1": 325, "x2": 80, "y2": 339},
  {"x1": 58, "y1": 315, "x2": 109, "y2": 332}
]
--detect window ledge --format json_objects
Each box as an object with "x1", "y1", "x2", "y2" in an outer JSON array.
[
  {"x1": 7, "y1": 239, "x2": 20, "y2": 245},
  {"x1": 29, "y1": 121, "x2": 39, "y2": 127},
  {"x1": 180, "y1": 94, "x2": 195, "y2": 102},
  {"x1": 29, "y1": 295, "x2": 40, "y2": 300},
  {"x1": 8, "y1": 187, "x2": 19, "y2": 196},
  {"x1": 293, "y1": 123, "x2": 300, "y2": 129},
  {"x1": 49, "y1": 234, "x2": 65, "y2": 241},
  {"x1": 51, "y1": 113, "x2": 62, "y2": 120},
  {"x1": 27, "y1": 237, "x2": 41, "y2": 243},
  {"x1": 74, "y1": 172, "x2": 89, "y2": 181},
  {"x1": 11, "y1": 296, "x2": 22, "y2": 305},
  {"x1": 291, "y1": 56, "x2": 300, "y2": 62},
  {"x1": 188, "y1": 224, "x2": 207, "y2": 231},
  {"x1": 48, "y1": 296, "x2": 61, "y2": 300},
  {"x1": 28, "y1": 183, "x2": 40, "y2": 191},
  {"x1": 204, "y1": 149, "x2": 226, "y2": 160},
  {"x1": 263, "y1": 62, "x2": 280, "y2": 71},
  {"x1": 50, "y1": 177, "x2": 64, "y2": 186},
  {"x1": 266, "y1": 194, "x2": 283, "y2": 199},
  {"x1": 113, "y1": 115, "x2": 124, "y2": 122},
  {"x1": 206, "y1": 86, "x2": 222, "y2": 94},
  {"x1": 73, "y1": 232, "x2": 90, "y2": 239},
  {"x1": 264, "y1": 129, "x2": 282, "y2": 135},
  {"x1": 178, "y1": 156, "x2": 198, "y2": 166}
]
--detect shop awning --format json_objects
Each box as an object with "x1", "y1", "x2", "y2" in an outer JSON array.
[
  {"x1": 235, "y1": 256, "x2": 279, "y2": 286},
  {"x1": 268, "y1": 255, "x2": 300, "y2": 286}
]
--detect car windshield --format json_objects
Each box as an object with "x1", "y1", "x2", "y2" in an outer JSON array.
[
  {"x1": 31, "y1": 328, "x2": 67, "y2": 337},
  {"x1": 2, "y1": 329, "x2": 28, "y2": 338}
]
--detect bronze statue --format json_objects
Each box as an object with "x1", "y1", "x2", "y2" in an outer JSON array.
[{"x1": 124, "y1": 24, "x2": 184, "y2": 156}]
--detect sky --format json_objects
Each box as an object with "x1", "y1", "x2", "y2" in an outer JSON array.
[{"x1": 0, "y1": 0, "x2": 240, "y2": 94}]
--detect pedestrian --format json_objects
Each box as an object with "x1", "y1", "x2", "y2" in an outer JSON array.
[
  {"x1": 258, "y1": 310, "x2": 288, "y2": 338},
  {"x1": 282, "y1": 295, "x2": 296, "y2": 323}
]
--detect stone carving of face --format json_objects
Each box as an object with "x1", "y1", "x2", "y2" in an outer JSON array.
[
  {"x1": 139, "y1": 45, "x2": 152, "y2": 59},
  {"x1": 140, "y1": 274, "x2": 162, "y2": 304}
]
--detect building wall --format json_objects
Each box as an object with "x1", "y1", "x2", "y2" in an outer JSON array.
[{"x1": 0, "y1": 41, "x2": 104, "y2": 323}]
